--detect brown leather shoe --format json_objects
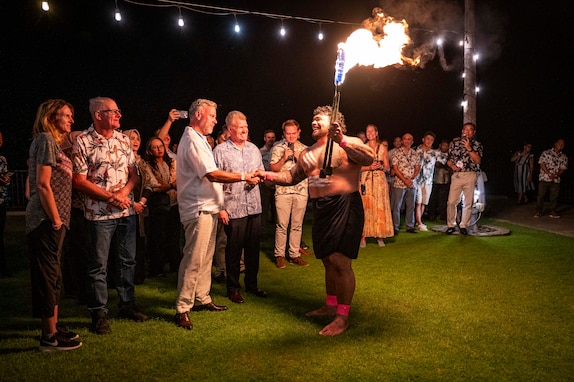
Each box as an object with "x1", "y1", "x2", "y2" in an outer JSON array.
[
  {"x1": 191, "y1": 302, "x2": 228, "y2": 312},
  {"x1": 175, "y1": 312, "x2": 193, "y2": 330},
  {"x1": 227, "y1": 290, "x2": 245, "y2": 304}
]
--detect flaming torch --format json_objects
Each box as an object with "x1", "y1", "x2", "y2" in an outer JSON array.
[{"x1": 320, "y1": 9, "x2": 420, "y2": 178}]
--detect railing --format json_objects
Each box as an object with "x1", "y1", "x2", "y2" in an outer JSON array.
[
  {"x1": 5, "y1": 164, "x2": 574, "y2": 211},
  {"x1": 5, "y1": 170, "x2": 28, "y2": 211}
]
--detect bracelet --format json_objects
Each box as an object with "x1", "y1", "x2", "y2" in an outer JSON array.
[
  {"x1": 339, "y1": 139, "x2": 348, "y2": 149},
  {"x1": 265, "y1": 174, "x2": 273, "y2": 182}
]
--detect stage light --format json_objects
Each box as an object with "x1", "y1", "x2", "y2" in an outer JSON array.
[{"x1": 41, "y1": 1, "x2": 49, "y2": 12}]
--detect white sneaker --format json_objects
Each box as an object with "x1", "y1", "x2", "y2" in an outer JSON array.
[
  {"x1": 418, "y1": 224, "x2": 428, "y2": 232},
  {"x1": 377, "y1": 238, "x2": 385, "y2": 247},
  {"x1": 360, "y1": 239, "x2": 367, "y2": 248}
]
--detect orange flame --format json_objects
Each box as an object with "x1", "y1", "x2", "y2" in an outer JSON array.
[{"x1": 339, "y1": 10, "x2": 420, "y2": 77}]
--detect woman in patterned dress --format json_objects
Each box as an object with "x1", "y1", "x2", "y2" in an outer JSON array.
[
  {"x1": 511, "y1": 143, "x2": 535, "y2": 204},
  {"x1": 359, "y1": 124, "x2": 394, "y2": 248}
]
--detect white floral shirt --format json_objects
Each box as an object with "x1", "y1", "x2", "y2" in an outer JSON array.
[
  {"x1": 72, "y1": 125, "x2": 136, "y2": 221},
  {"x1": 415, "y1": 146, "x2": 440, "y2": 185},
  {"x1": 538, "y1": 148, "x2": 568, "y2": 183}
]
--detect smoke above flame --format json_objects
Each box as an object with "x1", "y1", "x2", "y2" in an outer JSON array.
[{"x1": 339, "y1": 8, "x2": 421, "y2": 77}]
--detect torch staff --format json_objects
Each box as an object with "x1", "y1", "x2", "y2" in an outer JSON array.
[
  {"x1": 320, "y1": 87, "x2": 341, "y2": 178},
  {"x1": 320, "y1": 47, "x2": 346, "y2": 178}
]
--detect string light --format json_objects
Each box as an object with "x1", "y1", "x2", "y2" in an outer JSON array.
[
  {"x1": 114, "y1": 0, "x2": 122, "y2": 22},
  {"x1": 280, "y1": 20, "x2": 286, "y2": 37},
  {"x1": 178, "y1": 7, "x2": 184, "y2": 27},
  {"x1": 41, "y1": 1, "x2": 49, "y2": 12},
  {"x1": 233, "y1": 14, "x2": 240, "y2": 33},
  {"x1": 317, "y1": 24, "x2": 324, "y2": 41}
]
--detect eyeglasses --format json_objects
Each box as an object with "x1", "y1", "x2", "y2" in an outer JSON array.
[{"x1": 99, "y1": 109, "x2": 122, "y2": 115}]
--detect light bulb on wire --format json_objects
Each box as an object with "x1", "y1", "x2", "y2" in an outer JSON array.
[
  {"x1": 178, "y1": 7, "x2": 184, "y2": 27},
  {"x1": 233, "y1": 14, "x2": 240, "y2": 33},
  {"x1": 280, "y1": 20, "x2": 286, "y2": 37},
  {"x1": 114, "y1": 0, "x2": 122, "y2": 22},
  {"x1": 41, "y1": 1, "x2": 49, "y2": 11}
]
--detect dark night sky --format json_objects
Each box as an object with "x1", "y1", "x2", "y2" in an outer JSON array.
[{"x1": 1, "y1": 0, "x2": 572, "y2": 170}]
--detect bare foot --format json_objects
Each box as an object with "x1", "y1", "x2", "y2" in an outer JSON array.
[
  {"x1": 319, "y1": 315, "x2": 349, "y2": 336},
  {"x1": 305, "y1": 305, "x2": 337, "y2": 317}
]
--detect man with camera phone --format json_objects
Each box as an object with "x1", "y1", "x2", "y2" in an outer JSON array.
[
  {"x1": 270, "y1": 119, "x2": 310, "y2": 268},
  {"x1": 445, "y1": 122, "x2": 483, "y2": 235}
]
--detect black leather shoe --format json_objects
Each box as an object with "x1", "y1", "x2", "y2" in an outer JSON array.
[
  {"x1": 227, "y1": 290, "x2": 244, "y2": 304},
  {"x1": 406, "y1": 228, "x2": 417, "y2": 233},
  {"x1": 246, "y1": 288, "x2": 268, "y2": 298},
  {"x1": 445, "y1": 227, "x2": 455, "y2": 235},
  {"x1": 459, "y1": 228, "x2": 468, "y2": 235},
  {"x1": 175, "y1": 312, "x2": 193, "y2": 330},
  {"x1": 191, "y1": 302, "x2": 228, "y2": 312}
]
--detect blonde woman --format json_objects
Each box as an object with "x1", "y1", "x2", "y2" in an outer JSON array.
[{"x1": 27, "y1": 100, "x2": 82, "y2": 351}]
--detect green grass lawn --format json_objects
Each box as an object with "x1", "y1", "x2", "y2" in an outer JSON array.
[{"x1": 1, "y1": 216, "x2": 573, "y2": 381}]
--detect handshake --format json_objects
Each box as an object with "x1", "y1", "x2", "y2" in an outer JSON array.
[
  {"x1": 244, "y1": 170, "x2": 270, "y2": 187},
  {"x1": 243, "y1": 170, "x2": 274, "y2": 185}
]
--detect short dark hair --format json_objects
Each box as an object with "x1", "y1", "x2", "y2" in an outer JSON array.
[{"x1": 423, "y1": 130, "x2": 436, "y2": 139}]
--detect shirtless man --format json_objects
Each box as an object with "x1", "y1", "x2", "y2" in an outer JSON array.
[{"x1": 257, "y1": 106, "x2": 374, "y2": 336}]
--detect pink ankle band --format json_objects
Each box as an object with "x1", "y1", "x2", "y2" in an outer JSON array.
[
  {"x1": 336, "y1": 304, "x2": 350, "y2": 316},
  {"x1": 326, "y1": 295, "x2": 338, "y2": 306}
]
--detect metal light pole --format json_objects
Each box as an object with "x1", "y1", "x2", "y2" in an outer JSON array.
[{"x1": 463, "y1": 0, "x2": 476, "y2": 125}]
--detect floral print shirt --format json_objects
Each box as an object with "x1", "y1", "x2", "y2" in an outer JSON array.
[
  {"x1": 415, "y1": 146, "x2": 440, "y2": 185},
  {"x1": 270, "y1": 139, "x2": 308, "y2": 196},
  {"x1": 538, "y1": 148, "x2": 568, "y2": 183},
  {"x1": 213, "y1": 139, "x2": 264, "y2": 219},
  {"x1": 0, "y1": 154, "x2": 8, "y2": 205},
  {"x1": 448, "y1": 138, "x2": 483, "y2": 172},
  {"x1": 72, "y1": 125, "x2": 136, "y2": 221},
  {"x1": 391, "y1": 147, "x2": 420, "y2": 188}
]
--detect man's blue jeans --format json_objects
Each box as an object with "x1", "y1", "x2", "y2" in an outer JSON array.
[
  {"x1": 391, "y1": 187, "x2": 416, "y2": 231},
  {"x1": 86, "y1": 215, "x2": 136, "y2": 312}
]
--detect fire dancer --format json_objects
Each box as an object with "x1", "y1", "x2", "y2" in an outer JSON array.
[{"x1": 256, "y1": 106, "x2": 374, "y2": 336}]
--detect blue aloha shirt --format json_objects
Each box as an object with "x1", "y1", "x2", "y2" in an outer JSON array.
[{"x1": 213, "y1": 139, "x2": 264, "y2": 219}]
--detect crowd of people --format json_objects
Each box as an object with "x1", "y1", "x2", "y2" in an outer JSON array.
[{"x1": 6, "y1": 95, "x2": 569, "y2": 351}]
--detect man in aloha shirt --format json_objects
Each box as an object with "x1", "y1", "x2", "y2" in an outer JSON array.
[
  {"x1": 445, "y1": 122, "x2": 483, "y2": 235},
  {"x1": 72, "y1": 96, "x2": 148, "y2": 335},
  {"x1": 390, "y1": 133, "x2": 421, "y2": 234},
  {"x1": 535, "y1": 138, "x2": 568, "y2": 218}
]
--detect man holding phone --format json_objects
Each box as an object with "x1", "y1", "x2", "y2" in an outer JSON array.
[
  {"x1": 445, "y1": 122, "x2": 483, "y2": 235},
  {"x1": 270, "y1": 119, "x2": 309, "y2": 268}
]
